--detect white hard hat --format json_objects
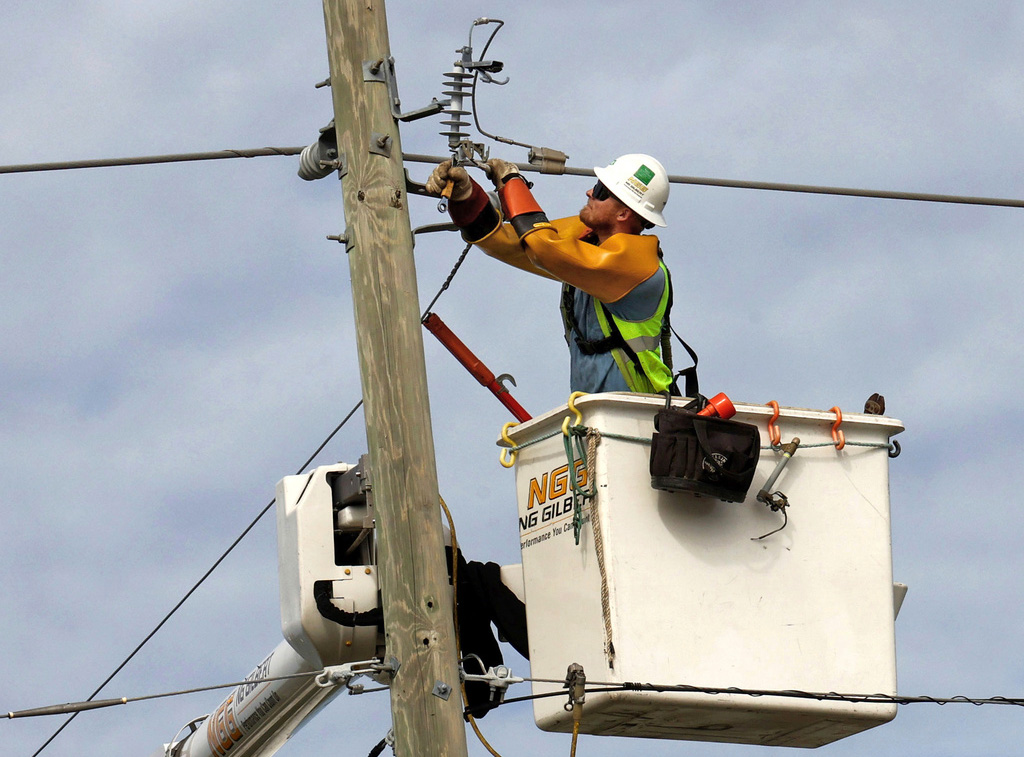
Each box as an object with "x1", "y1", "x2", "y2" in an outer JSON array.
[{"x1": 593, "y1": 154, "x2": 669, "y2": 227}]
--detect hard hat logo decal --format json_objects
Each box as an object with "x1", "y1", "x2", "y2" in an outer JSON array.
[
  {"x1": 622, "y1": 164, "x2": 656, "y2": 200},
  {"x1": 633, "y1": 164, "x2": 655, "y2": 186},
  {"x1": 624, "y1": 176, "x2": 649, "y2": 200}
]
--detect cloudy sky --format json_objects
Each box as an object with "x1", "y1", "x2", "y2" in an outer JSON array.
[{"x1": 3, "y1": 1, "x2": 1024, "y2": 755}]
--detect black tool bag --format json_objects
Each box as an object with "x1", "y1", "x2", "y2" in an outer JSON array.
[{"x1": 650, "y1": 396, "x2": 761, "y2": 503}]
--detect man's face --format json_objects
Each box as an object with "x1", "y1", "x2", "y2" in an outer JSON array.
[{"x1": 579, "y1": 185, "x2": 627, "y2": 230}]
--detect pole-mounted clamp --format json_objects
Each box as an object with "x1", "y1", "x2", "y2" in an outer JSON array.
[
  {"x1": 563, "y1": 662, "x2": 587, "y2": 712},
  {"x1": 529, "y1": 147, "x2": 568, "y2": 175},
  {"x1": 461, "y1": 661, "x2": 525, "y2": 703},
  {"x1": 316, "y1": 656, "x2": 399, "y2": 691}
]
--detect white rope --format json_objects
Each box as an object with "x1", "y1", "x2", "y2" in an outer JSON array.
[{"x1": 584, "y1": 428, "x2": 615, "y2": 668}]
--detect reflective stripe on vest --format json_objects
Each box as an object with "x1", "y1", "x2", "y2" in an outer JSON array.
[
  {"x1": 622, "y1": 333, "x2": 661, "y2": 353},
  {"x1": 593, "y1": 262, "x2": 673, "y2": 394}
]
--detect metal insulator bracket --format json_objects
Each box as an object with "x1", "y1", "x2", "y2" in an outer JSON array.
[
  {"x1": 404, "y1": 169, "x2": 431, "y2": 197},
  {"x1": 463, "y1": 58, "x2": 508, "y2": 85},
  {"x1": 456, "y1": 141, "x2": 489, "y2": 164},
  {"x1": 362, "y1": 57, "x2": 446, "y2": 122},
  {"x1": 371, "y1": 656, "x2": 401, "y2": 687}
]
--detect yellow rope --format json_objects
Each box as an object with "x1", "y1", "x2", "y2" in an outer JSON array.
[{"x1": 569, "y1": 703, "x2": 582, "y2": 757}]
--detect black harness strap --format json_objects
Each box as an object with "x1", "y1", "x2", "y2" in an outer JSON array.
[
  {"x1": 661, "y1": 265, "x2": 699, "y2": 397},
  {"x1": 561, "y1": 284, "x2": 631, "y2": 356},
  {"x1": 561, "y1": 256, "x2": 698, "y2": 396}
]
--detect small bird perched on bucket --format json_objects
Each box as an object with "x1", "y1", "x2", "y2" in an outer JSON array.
[{"x1": 864, "y1": 393, "x2": 885, "y2": 415}]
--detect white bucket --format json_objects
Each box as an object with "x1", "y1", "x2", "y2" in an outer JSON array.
[{"x1": 503, "y1": 394, "x2": 904, "y2": 747}]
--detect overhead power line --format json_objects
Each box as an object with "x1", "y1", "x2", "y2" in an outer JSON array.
[
  {"x1": 404, "y1": 154, "x2": 1024, "y2": 209},
  {"x1": 486, "y1": 679, "x2": 1024, "y2": 715},
  {"x1": 7, "y1": 671, "x2": 325, "y2": 720},
  {"x1": 10, "y1": 669, "x2": 1023, "y2": 724},
  {"x1": 0, "y1": 147, "x2": 302, "y2": 174},
  {"x1": 3, "y1": 146, "x2": 1023, "y2": 209}
]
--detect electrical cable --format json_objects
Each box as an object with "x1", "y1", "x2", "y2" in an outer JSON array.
[
  {"x1": 0, "y1": 147, "x2": 302, "y2": 174},
  {"x1": 7, "y1": 671, "x2": 325, "y2": 720},
  {"x1": 29, "y1": 399, "x2": 363, "y2": 756},
  {"x1": 3, "y1": 146, "x2": 1023, "y2": 209},
  {"x1": 422, "y1": 242, "x2": 473, "y2": 319},
  {"x1": 367, "y1": 736, "x2": 389, "y2": 757},
  {"x1": 467, "y1": 20, "x2": 534, "y2": 153},
  {"x1": 7, "y1": 663, "x2": 393, "y2": 721},
  {"x1": 457, "y1": 20, "x2": 1024, "y2": 209},
  {"x1": 484, "y1": 679, "x2": 1024, "y2": 712},
  {"x1": 402, "y1": 153, "x2": 1024, "y2": 209}
]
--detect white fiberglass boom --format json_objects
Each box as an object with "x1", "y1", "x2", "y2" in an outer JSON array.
[
  {"x1": 151, "y1": 461, "x2": 384, "y2": 757},
  {"x1": 151, "y1": 641, "x2": 340, "y2": 757}
]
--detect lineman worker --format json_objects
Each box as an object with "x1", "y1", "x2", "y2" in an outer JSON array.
[
  {"x1": 425, "y1": 157, "x2": 683, "y2": 710},
  {"x1": 427, "y1": 154, "x2": 682, "y2": 395}
]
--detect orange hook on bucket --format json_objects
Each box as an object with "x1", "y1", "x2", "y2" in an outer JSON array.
[
  {"x1": 830, "y1": 406, "x2": 846, "y2": 450},
  {"x1": 766, "y1": 401, "x2": 781, "y2": 447}
]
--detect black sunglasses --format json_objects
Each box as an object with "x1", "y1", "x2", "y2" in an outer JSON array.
[{"x1": 591, "y1": 180, "x2": 614, "y2": 201}]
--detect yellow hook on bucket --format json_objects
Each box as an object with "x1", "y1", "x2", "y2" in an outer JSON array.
[
  {"x1": 561, "y1": 391, "x2": 587, "y2": 437},
  {"x1": 499, "y1": 421, "x2": 519, "y2": 468}
]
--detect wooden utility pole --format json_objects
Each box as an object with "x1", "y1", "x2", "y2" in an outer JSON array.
[{"x1": 320, "y1": 2, "x2": 469, "y2": 756}]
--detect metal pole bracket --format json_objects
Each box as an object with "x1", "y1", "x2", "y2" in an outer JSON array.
[{"x1": 364, "y1": 57, "x2": 446, "y2": 122}]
